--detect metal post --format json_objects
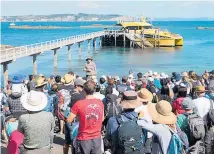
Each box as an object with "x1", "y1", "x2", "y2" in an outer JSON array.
[
  {"x1": 68, "y1": 45, "x2": 71, "y2": 62},
  {"x1": 33, "y1": 54, "x2": 37, "y2": 76},
  {"x1": 3, "y1": 63, "x2": 8, "y2": 89},
  {"x1": 78, "y1": 42, "x2": 81, "y2": 53},
  {"x1": 54, "y1": 49, "x2": 57, "y2": 68},
  {"x1": 100, "y1": 36, "x2": 102, "y2": 47},
  {"x1": 123, "y1": 31, "x2": 126, "y2": 47},
  {"x1": 115, "y1": 31, "x2": 117, "y2": 46}
]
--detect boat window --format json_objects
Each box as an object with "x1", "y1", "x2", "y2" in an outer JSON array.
[{"x1": 143, "y1": 26, "x2": 152, "y2": 29}]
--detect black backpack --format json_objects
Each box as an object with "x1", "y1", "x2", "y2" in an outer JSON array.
[{"x1": 116, "y1": 114, "x2": 146, "y2": 154}]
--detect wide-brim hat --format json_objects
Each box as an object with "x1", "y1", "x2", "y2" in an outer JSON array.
[
  {"x1": 12, "y1": 75, "x2": 23, "y2": 84},
  {"x1": 21, "y1": 90, "x2": 47, "y2": 111},
  {"x1": 35, "y1": 77, "x2": 47, "y2": 88},
  {"x1": 64, "y1": 74, "x2": 73, "y2": 84},
  {"x1": 138, "y1": 88, "x2": 153, "y2": 102},
  {"x1": 86, "y1": 57, "x2": 93, "y2": 61},
  {"x1": 121, "y1": 91, "x2": 142, "y2": 109},
  {"x1": 147, "y1": 100, "x2": 176, "y2": 124},
  {"x1": 195, "y1": 86, "x2": 207, "y2": 93}
]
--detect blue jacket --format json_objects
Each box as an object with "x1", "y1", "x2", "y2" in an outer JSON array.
[{"x1": 106, "y1": 111, "x2": 138, "y2": 153}]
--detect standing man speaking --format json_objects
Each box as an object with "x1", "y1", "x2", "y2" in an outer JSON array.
[{"x1": 83, "y1": 57, "x2": 97, "y2": 80}]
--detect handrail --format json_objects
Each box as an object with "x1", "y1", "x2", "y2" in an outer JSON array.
[{"x1": 1, "y1": 30, "x2": 124, "y2": 64}]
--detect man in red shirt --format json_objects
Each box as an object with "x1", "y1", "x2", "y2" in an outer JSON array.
[{"x1": 67, "y1": 80, "x2": 104, "y2": 154}]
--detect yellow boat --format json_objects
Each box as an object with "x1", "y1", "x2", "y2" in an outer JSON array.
[{"x1": 119, "y1": 17, "x2": 183, "y2": 47}]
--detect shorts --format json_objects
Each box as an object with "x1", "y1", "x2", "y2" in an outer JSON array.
[{"x1": 75, "y1": 137, "x2": 102, "y2": 154}]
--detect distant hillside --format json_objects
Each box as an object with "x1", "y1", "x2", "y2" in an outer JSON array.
[{"x1": 1, "y1": 13, "x2": 123, "y2": 22}]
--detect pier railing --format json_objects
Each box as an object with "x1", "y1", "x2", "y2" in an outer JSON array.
[{"x1": 1, "y1": 31, "x2": 106, "y2": 64}]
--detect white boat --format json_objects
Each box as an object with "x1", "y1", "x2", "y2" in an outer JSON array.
[{"x1": 10, "y1": 22, "x2": 16, "y2": 26}]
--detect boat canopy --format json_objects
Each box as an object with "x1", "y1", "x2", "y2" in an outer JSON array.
[{"x1": 121, "y1": 22, "x2": 152, "y2": 28}]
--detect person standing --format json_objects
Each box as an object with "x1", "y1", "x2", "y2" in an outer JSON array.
[
  {"x1": 27, "y1": 75, "x2": 35, "y2": 92},
  {"x1": 66, "y1": 80, "x2": 104, "y2": 154},
  {"x1": 18, "y1": 90, "x2": 55, "y2": 154},
  {"x1": 83, "y1": 57, "x2": 97, "y2": 79}
]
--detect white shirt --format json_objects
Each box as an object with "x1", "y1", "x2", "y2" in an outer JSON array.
[
  {"x1": 93, "y1": 92, "x2": 105, "y2": 101},
  {"x1": 193, "y1": 97, "x2": 211, "y2": 118},
  {"x1": 112, "y1": 88, "x2": 119, "y2": 96},
  {"x1": 135, "y1": 104, "x2": 153, "y2": 138}
]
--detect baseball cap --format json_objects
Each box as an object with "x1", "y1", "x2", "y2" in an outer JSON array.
[
  {"x1": 74, "y1": 78, "x2": 86, "y2": 87},
  {"x1": 181, "y1": 97, "x2": 194, "y2": 110}
]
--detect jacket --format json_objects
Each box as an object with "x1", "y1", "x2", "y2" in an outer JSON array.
[{"x1": 138, "y1": 119, "x2": 173, "y2": 154}]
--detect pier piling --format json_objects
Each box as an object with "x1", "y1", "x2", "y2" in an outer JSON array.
[
  {"x1": 123, "y1": 31, "x2": 126, "y2": 47},
  {"x1": 88, "y1": 39, "x2": 91, "y2": 50},
  {"x1": 53, "y1": 49, "x2": 58, "y2": 68},
  {"x1": 67, "y1": 45, "x2": 72, "y2": 62},
  {"x1": 115, "y1": 31, "x2": 117, "y2": 46},
  {"x1": 32, "y1": 54, "x2": 38, "y2": 76},
  {"x1": 93, "y1": 38, "x2": 96, "y2": 48},
  {"x1": 78, "y1": 42, "x2": 81, "y2": 53},
  {"x1": 3, "y1": 63, "x2": 9, "y2": 89}
]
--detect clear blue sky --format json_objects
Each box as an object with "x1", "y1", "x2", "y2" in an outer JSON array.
[{"x1": 1, "y1": 1, "x2": 214, "y2": 18}]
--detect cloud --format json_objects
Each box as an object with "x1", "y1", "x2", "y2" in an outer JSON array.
[{"x1": 76, "y1": 1, "x2": 109, "y2": 9}]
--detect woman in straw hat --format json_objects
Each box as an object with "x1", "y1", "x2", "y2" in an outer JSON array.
[
  {"x1": 137, "y1": 100, "x2": 178, "y2": 154},
  {"x1": 18, "y1": 90, "x2": 55, "y2": 154}
]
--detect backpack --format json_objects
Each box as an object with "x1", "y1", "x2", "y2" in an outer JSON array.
[
  {"x1": 188, "y1": 140, "x2": 205, "y2": 154},
  {"x1": 187, "y1": 114, "x2": 206, "y2": 144},
  {"x1": 104, "y1": 96, "x2": 122, "y2": 118},
  {"x1": 176, "y1": 123, "x2": 189, "y2": 152},
  {"x1": 159, "y1": 125, "x2": 185, "y2": 154},
  {"x1": 116, "y1": 115, "x2": 146, "y2": 154},
  {"x1": 43, "y1": 93, "x2": 55, "y2": 112},
  {"x1": 204, "y1": 126, "x2": 214, "y2": 154}
]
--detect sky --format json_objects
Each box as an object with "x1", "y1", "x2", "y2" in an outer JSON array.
[{"x1": 1, "y1": 0, "x2": 214, "y2": 18}]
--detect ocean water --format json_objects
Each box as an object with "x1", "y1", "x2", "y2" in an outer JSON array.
[{"x1": 1, "y1": 21, "x2": 214, "y2": 83}]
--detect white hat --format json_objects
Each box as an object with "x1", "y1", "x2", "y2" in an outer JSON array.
[
  {"x1": 128, "y1": 74, "x2": 134, "y2": 79},
  {"x1": 11, "y1": 84, "x2": 22, "y2": 94},
  {"x1": 148, "y1": 77, "x2": 154, "y2": 82},
  {"x1": 181, "y1": 72, "x2": 189, "y2": 77},
  {"x1": 21, "y1": 90, "x2": 47, "y2": 112},
  {"x1": 101, "y1": 75, "x2": 107, "y2": 81},
  {"x1": 153, "y1": 72, "x2": 158, "y2": 76},
  {"x1": 160, "y1": 72, "x2": 166, "y2": 79},
  {"x1": 148, "y1": 70, "x2": 153, "y2": 77}
]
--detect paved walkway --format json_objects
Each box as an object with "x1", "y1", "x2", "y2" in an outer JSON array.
[{"x1": 1, "y1": 133, "x2": 68, "y2": 154}]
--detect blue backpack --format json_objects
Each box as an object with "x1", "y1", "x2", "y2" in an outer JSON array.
[
  {"x1": 159, "y1": 125, "x2": 185, "y2": 154},
  {"x1": 43, "y1": 93, "x2": 55, "y2": 112}
]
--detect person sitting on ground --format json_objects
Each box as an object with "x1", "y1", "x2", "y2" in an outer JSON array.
[
  {"x1": 193, "y1": 86, "x2": 211, "y2": 119},
  {"x1": 18, "y1": 90, "x2": 55, "y2": 154},
  {"x1": 172, "y1": 86, "x2": 187, "y2": 115},
  {"x1": 27, "y1": 75, "x2": 35, "y2": 92},
  {"x1": 63, "y1": 78, "x2": 86, "y2": 154},
  {"x1": 93, "y1": 85, "x2": 105, "y2": 101},
  {"x1": 138, "y1": 100, "x2": 180, "y2": 154},
  {"x1": 106, "y1": 91, "x2": 144, "y2": 154},
  {"x1": 66, "y1": 80, "x2": 104, "y2": 154}
]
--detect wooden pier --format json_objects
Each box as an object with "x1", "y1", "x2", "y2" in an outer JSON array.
[{"x1": 0, "y1": 30, "x2": 151, "y2": 87}]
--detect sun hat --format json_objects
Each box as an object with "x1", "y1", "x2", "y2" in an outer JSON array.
[
  {"x1": 181, "y1": 97, "x2": 194, "y2": 110},
  {"x1": 128, "y1": 74, "x2": 134, "y2": 79},
  {"x1": 148, "y1": 70, "x2": 153, "y2": 77},
  {"x1": 101, "y1": 75, "x2": 107, "y2": 81},
  {"x1": 138, "y1": 88, "x2": 153, "y2": 102},
  {"x1": 121, "y1": 91, "x2": 142, "y2": 109},
  {"x1": 147, "y1": 100, "x2": 176, "y2": 124},
  {"x1": 148, "y1": 77, "x2": 154, "y2": 82},
  {"x1": 160, "y1": 72, "x2": 166, "y2": 79},
  {"x1": 114, "y1": 76, "x2": 120, "y2": 81},
  {"x1": 11, "y1": 84, "x2": 22, "y2": 95},
  {"x1": 12, "y1": 75, "x2": 22, "y2": 84},
  {"x1": 64, "y1": 74, "x2": 73, "y2": 84},
  {"x1": 86, "y1": 56, "x2": 93, "y2": 61},
  {"x1": 195, "y1": 86, "x2": 207, "y2": 93},
  {"x1": 21, "y1": 90, "x2": 47, "y2": 111},
  {"x1": 74, "y1": 78, "x2": 86, "y2": 87},
  {"x1": 181, "y1": 72, "x2": 189, "y2": 77},
  {"x1": 39, "y1": 74, "x2": 44, "y2": 77},
  {"x1": 35, "y1": 77, "x2": 47, "y2": 88}
]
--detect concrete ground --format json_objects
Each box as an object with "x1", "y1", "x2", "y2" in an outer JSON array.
[{"x1": 1, "y1": 133, "x2": 68, "y2": 154}]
